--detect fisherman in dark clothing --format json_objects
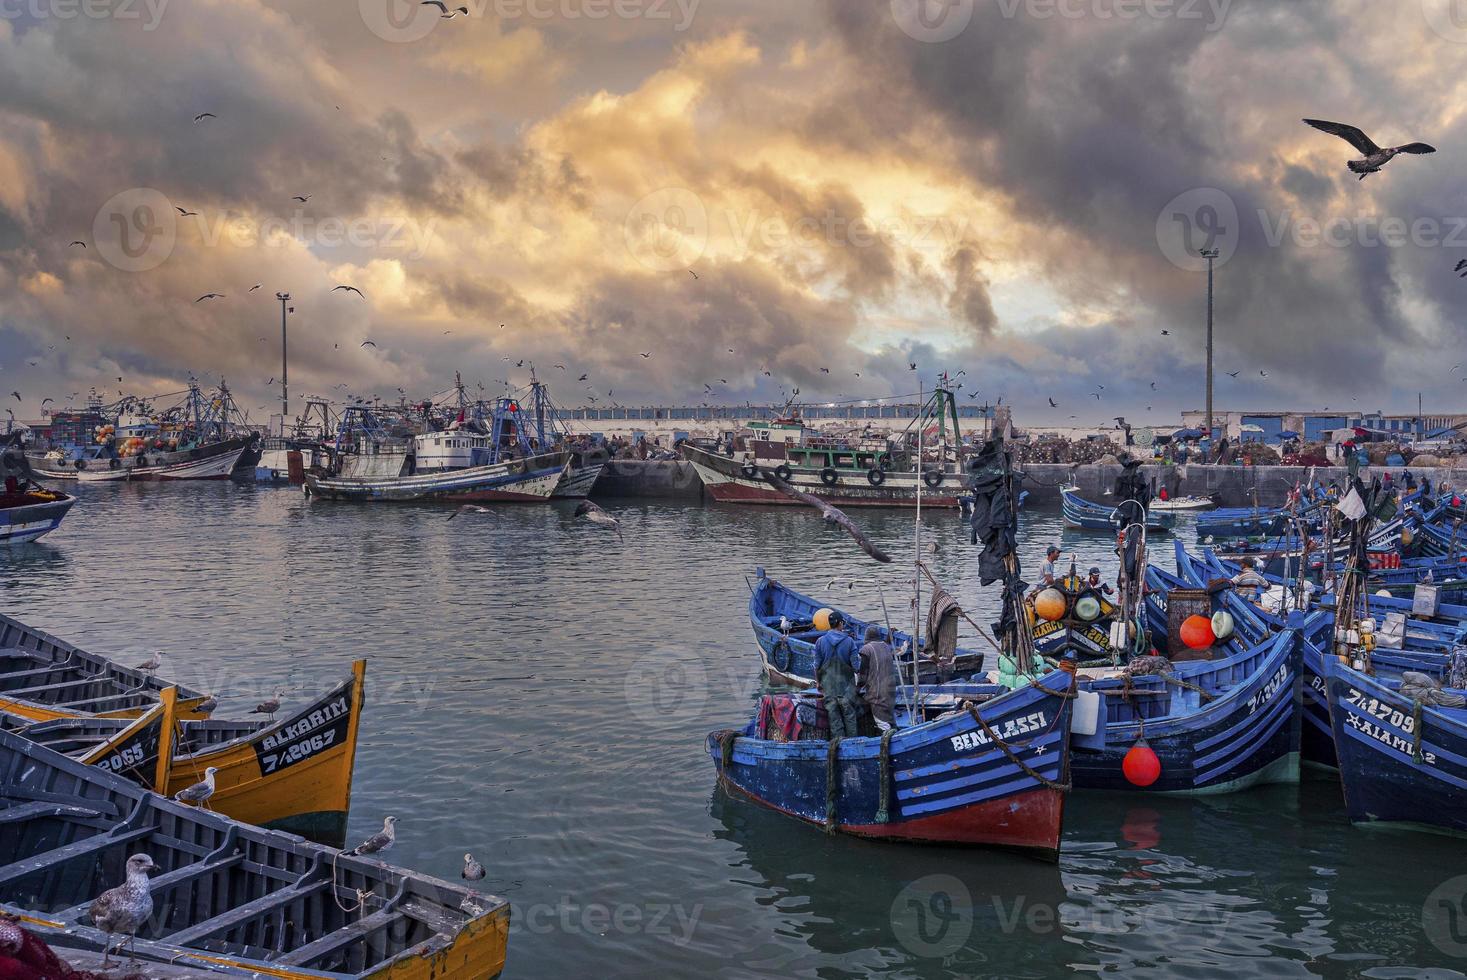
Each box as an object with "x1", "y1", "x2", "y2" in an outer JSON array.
[
  {"x1": 813, "y1": 611, "x2": 861, "y2": 740},
  {"x1": 857, "y1": 625, "x2": 897, "y2": 732}
]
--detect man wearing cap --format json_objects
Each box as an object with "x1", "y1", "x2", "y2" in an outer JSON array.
[
  {"x1": 1085, "y1": 567, "x2": 1115, "y2": 596},
  {"x1": 813, "y1": 611, "x2": 862, "y2": 740}
]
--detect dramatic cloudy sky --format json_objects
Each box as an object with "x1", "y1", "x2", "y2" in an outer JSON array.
[{"x1": 3, "y1": 0, "x2": 1466, "y2": 427}]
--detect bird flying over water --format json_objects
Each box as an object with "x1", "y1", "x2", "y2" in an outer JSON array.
[
  {"x1": 1456, "y1": 259, "x2": 1467, "y2": 278},
  {"x1": 762, "y1": 471, "x2": 891, "y2": 563},
  {"x1": 449, "y1": 504, "x2": 495, "y2": 521},
  {"x1": 1227, "y1": 371, "x2": 1240, "y2": 378},
  {"x1": 575, "y1": 499, "x2": 623, "y2": 541},
  {"x1": 1048, "y1": 397, "x2": 1057, "y2": 407},
  {"x1": 1302, "y1": 119, "x2": 1436, "y2": 179},
  {"x1": 193, "y1": 112, "x2": 216, "y2": 122}
]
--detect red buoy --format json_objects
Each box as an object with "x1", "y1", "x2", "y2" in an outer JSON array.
[
  {"x1": 1123, "y1": 739, "x2": 1162, "y2": 787},
  {"x1": 1179, "y1": 614, "x2": 1215, "y2": 650}
]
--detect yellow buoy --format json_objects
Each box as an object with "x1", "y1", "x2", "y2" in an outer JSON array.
[
  {"x1": 1034, "y1": 589, "x2": 1067, "y2": 622},
  {"x1": 813, "y1": 608, "x2": 834, "y2": 631}
]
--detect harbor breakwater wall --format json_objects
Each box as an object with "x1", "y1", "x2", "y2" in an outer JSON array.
[
  {"x1": 1015, "y1": 463, "x2": 1467, "y2": 508},
  {"x1": 590, "y1": 460, "x2": 1467, "y2": 508}
]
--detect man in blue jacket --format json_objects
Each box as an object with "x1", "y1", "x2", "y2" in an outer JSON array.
[{"x1": 813, "y1": 611, "x2": 861, "y2": 740}]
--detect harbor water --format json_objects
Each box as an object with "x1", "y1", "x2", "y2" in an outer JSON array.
[{"x1": 3, "y1": 483, "x2": 1465, "y2": 978}]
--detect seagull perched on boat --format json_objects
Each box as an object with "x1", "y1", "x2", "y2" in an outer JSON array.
[
  {"x1": 574, "y1": 500, "x2": 623, "y2": 541},
  {"x1": 1302, "y1": 119, "x2": 1436, "y2": 179},
  {"x1": 461, "y1": 853, "x2": 486, "y2": 880},
  {"x1": 174, "y1": 767, "x2": 219, "y2": 809},
  {"x1": 89, "y1": 853, "x2": 156, "y2": 966},
  {"x1": 761, "y1": 471, "x2": 892, "y2": 563},
  {"x1": 346, "y1": 816, "x2": 397, "y2": 857},
  {"x1": 194, "y1": 694, "x2": 219, "y2": 714},
  {"x1": 133, "y1": 652, "x2": 163, "y2": 674},
  {"x1": 251, "y1": 688, "x2": 285, "y2": 721}
]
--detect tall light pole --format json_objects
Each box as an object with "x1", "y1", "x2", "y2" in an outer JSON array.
[
  {"x1": 276, "y1": 292, "x2": 291, "y2": 435},
  {"x1": 1201, "y1": 248, "x2": 1219, "y2": 444}
]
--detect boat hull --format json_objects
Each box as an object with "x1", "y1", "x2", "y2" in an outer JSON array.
[
  {"x1": 708, "y1": 671, "x2": 1075, "y2": 855},
  {"x1": 1324, "y1": 657, "x2": 1467, "y2": 836},
  {"x1": 31, "y1": 436, "x2": 256, "y2": 482},
  {"x1": 683, "y1": 444, "x2": 963, "y2": 508},
  {"x1": 1060, "y1": 486, "x2": 1174, "y2": 533},
  {"x1": 307, "y1": 451, "x2": 570, "y2": 502},
  {"x1": 1071, "y1": 623, "x2": 1304, "y2": 795},
  {"x1": 551, "y1": 457, "x2": 605, "y2": 499},
  {"x1": 0, "y1": 492, "x2": 75, "y2": 544}
]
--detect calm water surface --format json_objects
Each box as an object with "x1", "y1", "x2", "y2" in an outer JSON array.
[{"x1": 3, "y1": 483, "x2": 1466, "y2": 979}]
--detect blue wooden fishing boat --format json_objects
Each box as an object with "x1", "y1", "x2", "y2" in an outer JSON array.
[
  {"x1": 1, "y1": 439, "x2": 76, "y2": 544},
  {"x1": 1067, "y1": 600, "x2": 1311, "y2": 794},
  {"x1": 1322, "y1": 654, "x2": 1467, "y2": 836},
  {"x1": 749, "y1": 571, "x2": 985, "y2": 684},
  {"x1": 1060, "y1": 486, "x2": 1174, "y2": 533},
  {"x1": 706, "y1": 668, "x2": 1077, "y2": 856}
]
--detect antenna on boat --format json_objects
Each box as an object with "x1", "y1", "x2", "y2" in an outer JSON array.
[{"x1": 910, "y1": 378, "x2": 924, "y2": 720}]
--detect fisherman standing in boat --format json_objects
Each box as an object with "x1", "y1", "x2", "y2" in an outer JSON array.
[
  {"x1": 813, "y1": 611, "x2": 861, "y2": 740},
  {"x1": 857, "y1": 625, "x2": 897, "y2": 733},
  {"x1": 1231, "y1": 558, "x2": 1270, "y2": 604},
  {"x1": 1040, "y1": 545, "x2": 1061, "y2": 586}
]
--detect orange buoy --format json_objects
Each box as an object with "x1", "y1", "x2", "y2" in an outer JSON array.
[
  {"x1": 1123, "y1": 739, "x2": 1162, "y2": 787},
  {"x1": 1180, "y1": 614, "x2": 1215, "y2": 650},
  {"x1": 1033, "y1": 589, "x2": 1067, "y2": 622}
]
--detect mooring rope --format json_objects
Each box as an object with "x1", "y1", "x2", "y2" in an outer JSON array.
[
  {"x1": 1412, "y1": 700, "x2": 1424, "y2": 764},
  {"x1": 875, "y1": 728, "x2": 896, "y2": 824},
  {"x1": 824, "y1": 737, "x2": 842, "y2": 833},
  {"x1": 962, "y1": 702, "x2": 1071, "y2": 792}
]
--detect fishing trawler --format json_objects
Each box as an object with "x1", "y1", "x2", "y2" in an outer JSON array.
[
  {"x1": 306, "y1": 379, "x2": 570, "y2": 503},
  {"x1": 683, "y1": 386, "x2": 971, "y2": 507},
  {"x1": 28, "y1": 383, "x2": 259, "y2": 482}
]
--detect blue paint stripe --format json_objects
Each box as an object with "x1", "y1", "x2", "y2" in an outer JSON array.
[
  {"x1": 1335, "y1": 703, "x2": 1467, "y2": 772},
  {"x1": 1194, "y1": 680, "x2": 1293, "y2": 763},
  {"x1": 1195, "y1": 698, "x2": 1293, "y2": 785},
  {"x1": 894, "y1": 728, "x2": 1066, "y2": 782},
  {"x1": 1337, "y1": 725, "x2": 1467, "y2": 792},
  {"x1": 900, "y1": 771, "x2": 1056, "y2": 817},
  {"x1": 897, "y1": 748, "x2": 1064, "y2": 801}
]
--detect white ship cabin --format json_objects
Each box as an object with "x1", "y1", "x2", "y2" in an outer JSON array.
[{"x1": 413, "y1": 428, "x2": 492, "y2": 472}]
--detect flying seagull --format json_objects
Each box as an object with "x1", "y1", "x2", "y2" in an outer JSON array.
[
  {"x1": 462, "y1": 853, "x2": 486, "y2": 881},
  {"x1": 762, "y1": 471, "x2": 891, "y2": 563},
  {"x1": 195, "y1": 293, "x2": 225, "y2": 303},
  {"x1": 346, "y1": 816, "x2": 397, "y2": 857},
  {"x1": 175, "y1": 206, "x2": 198, "y2": 217},
  {"x1": 1160, "y1": 329, "x2": 1170, "y2": 336},
  {"x1": 68, "y1": 240, "x2": 86, "y2": 248},
  {"x1": 293, "y1": 195, "x2": 311, "y2": 203},
  {"x1": 1227, "y1": 371, "x2": 1240, "y2": 378},
  {"x1": 248, "y1": 283, "x2": 263, "y2": 291},
  {"x1": 1456, "y1": 259, "x2": 1467, "y2": 278},
  {"x1": 332, "y1": 285, "x2": 365, "y2": 297},
  {"x1": 448, "y1": 504, "x2": 495, "y2": 521},
  {"x1": 360, "y1": 340, "x2": 377, "y2": 348},
  {"x1": 89, "y1": 853, "x2": 157, "y2": 966},
  {"x1": 1048, "y1": 397, "x2": 1057, "y2": 407},
  {"x1": 193, "y1": 112, "x2": 216, "y2": 122},
  {"x1": 174, "y1": 766, "x2": 219, "y2": 809},
  {"x1": 1302, "y1": 119, "x2": 1436, "y2": 179},
  {"x1": 574, "y1": 499, "x2": 623, "y2": 541}
]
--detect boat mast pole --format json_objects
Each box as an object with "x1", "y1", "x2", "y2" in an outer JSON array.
[
  {"x1": 276, "y1": 293, "x2": 291, "y2": 437},
  {"x1": 911, "y1": 380, "x2": 924, "y2": 720}
]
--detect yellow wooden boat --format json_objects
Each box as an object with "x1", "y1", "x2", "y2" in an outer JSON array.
[{"x1": 11, "y1": 661, "x2": 367, "y2": 846}]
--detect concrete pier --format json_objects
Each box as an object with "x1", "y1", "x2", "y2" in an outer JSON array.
[
  {"x1": 587, "y1": 460, "x2": 1467, "y2": 508},
  {"x1": 1014, "y1": 463, "x2": 1467, "y2": 508}
]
